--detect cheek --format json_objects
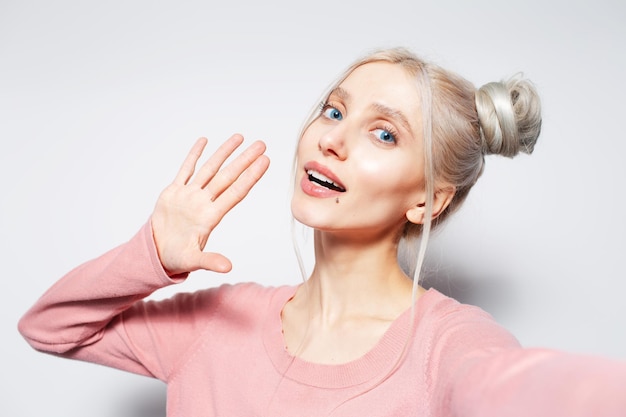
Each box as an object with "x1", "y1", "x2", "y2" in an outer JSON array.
[
  {"x1": 354, "y1": 153, "x2": 422, "y2": 198},
  {"x1": 352, "y1": 165, "x2": 420, "y2": 230},
  {"x1": 296, "y1": 126, "x2": 319, "y2": 160},
  {"x1": 356, "y1": 157, "x2": 386, "y2": 179}
]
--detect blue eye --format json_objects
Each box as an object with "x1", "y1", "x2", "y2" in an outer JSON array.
[
  {"x1": 323, "y1": 106, "x2": 343, "y2": 121},
  {"x1": 373, "y1": 128, "x2": 396, "y2": 144}
]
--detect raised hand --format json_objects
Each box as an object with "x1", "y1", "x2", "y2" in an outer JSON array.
[{"x1": 151, "y1": 134, "x2": 270, "y2": 276}]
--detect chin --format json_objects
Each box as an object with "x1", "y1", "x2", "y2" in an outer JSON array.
[
  {"x1": 290, "y1": 204, "x2": 316, "y2": 228},
  {"x1": 291, "y1": 202, "x2": 330, "y2": 231}
]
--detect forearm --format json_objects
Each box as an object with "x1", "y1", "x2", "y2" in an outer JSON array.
[
  {"x1": 18, "y1": 221, "x2": 181, "y2": 354},
  {"x1": 451, "y1": 348, "x2": 626, "y2": 417}
]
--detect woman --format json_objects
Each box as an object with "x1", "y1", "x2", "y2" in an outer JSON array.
[{"x1": 18, "y1": 48, "x2": 625, "y2": 416}]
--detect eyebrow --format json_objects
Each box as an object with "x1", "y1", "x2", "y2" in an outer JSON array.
[
  {"x1": 371, "y1": 103, "x2": 413, "y2": 134},
  {"x1": 328, "y1": 87, "x2": 414, "y2": 134}
]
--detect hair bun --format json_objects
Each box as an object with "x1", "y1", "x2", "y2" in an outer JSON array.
[{"x1": 475, "y1": 75, "x2": 542, "y2": 157}]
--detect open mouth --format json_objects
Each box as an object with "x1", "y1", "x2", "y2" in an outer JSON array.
[{"x1": 307, "y1": 169, "x2": 346, "y2": 192}]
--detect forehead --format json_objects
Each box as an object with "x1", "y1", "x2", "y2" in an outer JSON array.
[{"x1": 335, "y1": 62, "x2": 421, "y2": 122}]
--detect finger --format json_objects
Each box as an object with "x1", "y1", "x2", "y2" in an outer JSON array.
[
  {"x1": 190, "y1": 134, "x2": 245, "y2": 188},
  {"x1": 212, "y1": 154, "x2": 270, "y2": 219},
  {"x1": 206, "y1": 140, "x2": 267, "y2": 200},
  {"x1": 194, "y1": 252, "x2": 232, "y2": 273},
  {"x1": 173, "y1": 137, "x2": 208, "y2": 185}
]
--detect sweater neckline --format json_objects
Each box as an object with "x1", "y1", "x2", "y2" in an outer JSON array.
[{"x1": 262, "y1": 284, "x2": 438, "y2": 389}]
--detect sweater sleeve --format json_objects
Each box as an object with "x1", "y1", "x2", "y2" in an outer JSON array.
[
  {"x1": 17, "y1": 221, "x2": 233, "y2": 381},
  {"x1": 450, "y1": 347, "x2": 626, "y2": 417},
  {"x1": 427, "y1": 297, "x2": 626, "y2": 417}
]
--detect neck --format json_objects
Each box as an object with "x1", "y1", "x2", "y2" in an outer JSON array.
[{"x1": 297, "y1": 229, "x2": 415, "y2": 325}]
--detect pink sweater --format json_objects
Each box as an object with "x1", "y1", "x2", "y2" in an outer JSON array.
[{"x1": 19, "y1": 223, "x2": 626, "y2": 416}]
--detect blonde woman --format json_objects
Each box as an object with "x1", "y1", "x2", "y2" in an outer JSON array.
[{"x1": 19, "y1": 48, "x2": 626, "y2": 416}]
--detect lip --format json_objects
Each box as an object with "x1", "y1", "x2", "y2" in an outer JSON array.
[{"x1": 301, "y1": 161, "x2": 346, "y2": 198}]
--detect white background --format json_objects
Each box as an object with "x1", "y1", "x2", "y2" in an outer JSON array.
[{"x1": 2, "y1": 0, "x2": 625, "y2": 415}]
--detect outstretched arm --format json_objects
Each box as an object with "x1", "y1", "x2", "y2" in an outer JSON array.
[
  {"x1": 450, "y1": 347, "x2": 626, "y2": 417},
  {"x1": 428, "y1": 299, "x2": 626, "y2": 417}
]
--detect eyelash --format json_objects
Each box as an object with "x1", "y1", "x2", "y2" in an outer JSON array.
[
  {"x1": 374, "y1": 123, "x2": 399, "y2": 144},
  {"x1": 318, "y1": 101, "x2": 400, "y2": 144},
  {"x1": 319, "y1": 101, "x2": 341, "y2": 116}
]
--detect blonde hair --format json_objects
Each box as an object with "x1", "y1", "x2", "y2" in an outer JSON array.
[{"x1": 293, "y1": 47, "x2": 542, "y2": 283}]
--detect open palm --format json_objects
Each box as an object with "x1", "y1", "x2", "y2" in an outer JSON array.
[{"x1": 151, "y1": 134, "x2": 270, "y2": 276}]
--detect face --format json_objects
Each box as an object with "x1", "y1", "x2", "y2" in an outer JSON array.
[{"x1": 291, "y1": 62, "x2": 427, "y2": 240}]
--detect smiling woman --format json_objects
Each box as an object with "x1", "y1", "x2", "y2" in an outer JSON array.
[
  {"x1": 18, "y1": 47, "x2": 626, "y2": 416},
  {"x1": 293, "y1": 62, "x2": 431, "y2": 242}
]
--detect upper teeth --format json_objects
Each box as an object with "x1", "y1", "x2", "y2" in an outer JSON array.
[{"x1": 307, "y1": 170, "x2": 342, "y2": 189}]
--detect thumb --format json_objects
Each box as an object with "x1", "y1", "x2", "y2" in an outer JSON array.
[{"x1": 194, "y1": 252, "x2": 233, "y2": 274}]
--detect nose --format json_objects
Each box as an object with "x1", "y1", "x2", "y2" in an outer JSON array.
[{"x1": 318, "y1": 123, "x2": 348, "y2": 160}]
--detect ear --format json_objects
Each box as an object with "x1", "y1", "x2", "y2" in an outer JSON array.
[{"x1": 406, "y1": 186, "x2": 456, "y2": 225}]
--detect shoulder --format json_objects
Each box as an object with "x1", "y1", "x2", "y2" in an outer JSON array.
[
  {"x1": 136, "y1": 282, "x2": 296, "y2": 322},
  {"x1": 210, "y1": 282, "x2": 296, "y2": 306},
  {"x1": 178, "y1": 282, "x2": 296, "y2": 319},
  {"x1": 418, "y1": 288, "x2": 521, "y2": 354},
  {"x1": 422, "y1": 289, "x2": 499, "y2": 322},
  {"x1": 417, "y1": 289, "x2": 521, "y2": 406}
]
